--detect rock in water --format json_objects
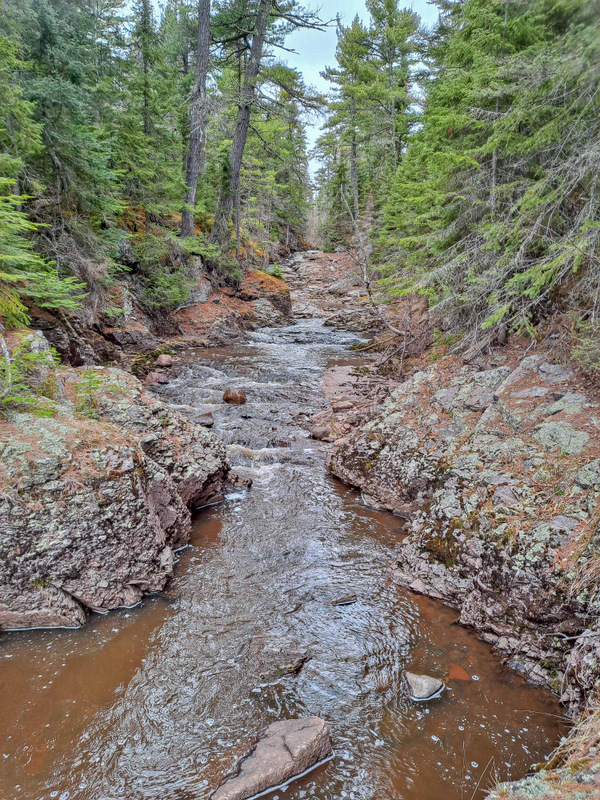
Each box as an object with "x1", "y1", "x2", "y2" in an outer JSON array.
[
  {"x1": 223, "y1": 389, "x2": 247, "y2": 405},
  {"x1": 332, "y1": 593, "x2": 357, "y2": 606},
  {"x1": 144, "y1": 370, "x2": 169, "y2": 386},
  {"x1": 404, "y1": 671, "x2": 445, "y2": 701},
  {"x1": 447, "y1": 664, "x2": 471, "y2": 682},
  {"x1": 194, "y1": 412, "x2": 215, "y2": 427},
  {"x1": 211, "y1": 717, "x2": 332, "y2": 800}
]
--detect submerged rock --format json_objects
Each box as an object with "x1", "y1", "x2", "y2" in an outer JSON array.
[
  {"x1": 246, "y1": 634, "x2": 309, "y2": 683},
  {"x1": 404, "y1": 671, "x2": 445, "y2": 701},
  {"x1": 332, "y1": 592, "x2": 357, "y2": 606},
  {"x1": 223, "y1": 389, "x2": 247, "y2": 405},
  {"x1": 211, "y1": 717, "x2": 332, "y2": 800}
]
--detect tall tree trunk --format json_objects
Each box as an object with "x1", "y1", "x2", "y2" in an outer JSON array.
[
  {"x1": 181, "y1": 0, "x2": 211, "y2": 238},
  {"x1": 141, "y1": 0, "x2": 152, "y2": 234},
  {"x1": 350, "y1": 125, "x2": 359, "y2": 222},
  {"x1": 235, "y1": 187, "x2": 241, "y2": 261},
  {"x1": 210, "y1": 0, "x2": 272, "y2": 248},
  {"x1": 388, "y1": 57, "x2": 398, "y2": 171}
]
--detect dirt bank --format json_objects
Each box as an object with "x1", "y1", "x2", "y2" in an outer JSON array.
[{"x1": 31, "y1": 265, "x2": 294, "y2": 368}]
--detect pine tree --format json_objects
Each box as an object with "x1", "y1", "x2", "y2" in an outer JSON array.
[
  {"x1": 181, "y1": 0, "x2": 211, "y2": 239},
  {"x1": 114, "y1": 0, "x2": 184, "y2": 232},
  {"x1": 377, "y1": 0, "x2": 600, "y2": 340},
  {"x1": 317, "y1": 4, "x2": 419, "y2": 246},
  {"x1": 0, "y1": 29, "x2": 84, "y2": 326}
]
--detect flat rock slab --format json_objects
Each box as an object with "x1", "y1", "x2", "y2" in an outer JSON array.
[
  {"x1": 404, "y1": 671, "x2": 445, "y2": 701},
  {"x1": 211, "y1": 717, "x2": 332, "y2": 800}
]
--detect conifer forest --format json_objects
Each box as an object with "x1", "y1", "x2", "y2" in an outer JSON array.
[{"x1": 1, "y1": 2, "x2": 600, "y2": 799}]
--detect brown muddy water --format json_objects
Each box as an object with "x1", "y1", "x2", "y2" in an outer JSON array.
[{"x1": 1, "y1": 321, "x2": 567, "y2": 800}]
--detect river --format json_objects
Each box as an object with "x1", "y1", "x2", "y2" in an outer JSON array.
[{"x1": 0, "y1": 320, "x2": 565, "y2": 800}]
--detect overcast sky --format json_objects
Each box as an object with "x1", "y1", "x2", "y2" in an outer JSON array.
[{"x1": 283, "y1": 0, "x2": 440, "y2": 160}]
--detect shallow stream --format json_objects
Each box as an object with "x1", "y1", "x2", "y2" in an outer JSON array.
[{"x1": 1, "y1": 320, "x2": 566, "y2": 800}]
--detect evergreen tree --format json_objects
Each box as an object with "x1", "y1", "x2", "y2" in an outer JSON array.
[
  {"x1": 376, "y1": 0, "x2": 600, "y2": 340},
  {"x1": 113, "y1": 0, "x2": 184, "y2": 233},
  {"x1": 0, "y1": 29, "x2": 84, "y2": 326},
  {"x1": 317, "y1": 3, "x2": 419, "y2": 246},
  {"x1": 181, "y1": 0, "x2": 211, "y2": 239}
]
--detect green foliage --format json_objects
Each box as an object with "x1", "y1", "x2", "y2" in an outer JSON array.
[
  {"x1": 268, "y1": 264, "x2": 284, "y2": 280},
  {"x1": 219, "y1": 257, "x2": 242, "y2": 286},
  {"x1": 142, "y1": 267, "x2": 191, "y2": 310},
  {"x1": 316, "y1": 2, "x2": 420, "y2": 245},
  {"x1": 571, "y1": 318, "x2": 600, "y2": 373},
  {"x1": 111, "y1": 0, "x2": 184, "y2": 226},
  {"x1": 0, "y1": 0, "x2": 314, "y2": 315},
  {"x1": 0, "y1": 179, "x2": 86, "y2": 326},
  {"x1": 134, "y1": 233, "x2": 193, "y2": 310},
  {"x1": 181, "y1": 235, "x2": 220, "y2": 263},
  {"x1": 0, "y1": 338, "x2": 58, "y2": 417},
  {"x1": 375, "y1": 0, "x2": 600, "y2": 340},
  {"x1": 72, "y1": 369, "x2": 105, "y2": 418}
]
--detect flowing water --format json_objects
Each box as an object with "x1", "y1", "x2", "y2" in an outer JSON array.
[{"x1": 1, "y1": 320, "x2": 566, "y2": 800}]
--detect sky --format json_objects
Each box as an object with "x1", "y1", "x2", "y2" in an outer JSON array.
[{"x1": 283, "y1": 0, "x2": 440, "y2": 160}]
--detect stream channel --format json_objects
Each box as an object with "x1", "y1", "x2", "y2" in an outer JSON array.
[{"x1": 1, "y1": 319, "x2": 566, "y2": 800}]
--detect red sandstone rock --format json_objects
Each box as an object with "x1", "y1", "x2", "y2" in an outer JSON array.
[
  {"x1": 144, "y1": 370, "x2": 169, "y2": 386},
  {"x1": 194, "y1": 412, "x2": 214, "y2": 427},
  {"x1": 211, "y1": 717, "x2": 332, "y2": 800},
  {"x1": 156, "y1": 353, "x2": 173, "y2": 367},
  {"x1": 223, "y1": 389, "x2": 247, "y2": 405}
]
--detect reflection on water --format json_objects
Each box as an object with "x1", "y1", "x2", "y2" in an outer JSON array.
[{"x1": 0, "y1": 321, "x2": 566, "y2": 800}]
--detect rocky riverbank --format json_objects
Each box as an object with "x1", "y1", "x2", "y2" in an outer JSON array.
[
  {"x1": 320, "y1": 334, "x2": 600, "y2": 795},
  {"x1": 0, "y1": 353, "x2": 228, "y2": 630},
  {"x1": 31, "y1": 265, "x2": 294, "y2": 368},
  {"x1": 0, "y1": 251, "x2": 377, "y2": 631},
  {"x1": 2, "y1": 251, "x2": 598, "y2": 797}
]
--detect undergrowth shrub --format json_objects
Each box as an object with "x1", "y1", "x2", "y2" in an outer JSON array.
[
  {"x1": 72, "y1": 370, "x2": 106, "y2": 419},
  {"x1": 571, "y1": 318, "x2": 600, "y2": 374},
  {"x1": 268, "y1": 264, "x2": 284, "y2": 280},
  {"x1": 0, "y1": 339, "x2": 58, "y2": 417}
]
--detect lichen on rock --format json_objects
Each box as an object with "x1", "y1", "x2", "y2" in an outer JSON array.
[
  {"x1": 0, "y1": 365, "x2": 228, "y2": 630},
  {"x1": 327, "y1": 349, "x2": 600, "y2": 713}
]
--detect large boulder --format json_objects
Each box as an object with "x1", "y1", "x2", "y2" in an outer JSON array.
[{"x1": 211, "y1": 717, "x2": 332, "y2": 800}]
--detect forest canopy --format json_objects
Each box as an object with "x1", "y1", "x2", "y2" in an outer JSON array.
[{"x1": 1, "y1": 0, "x2": 599, "y2": 351}]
